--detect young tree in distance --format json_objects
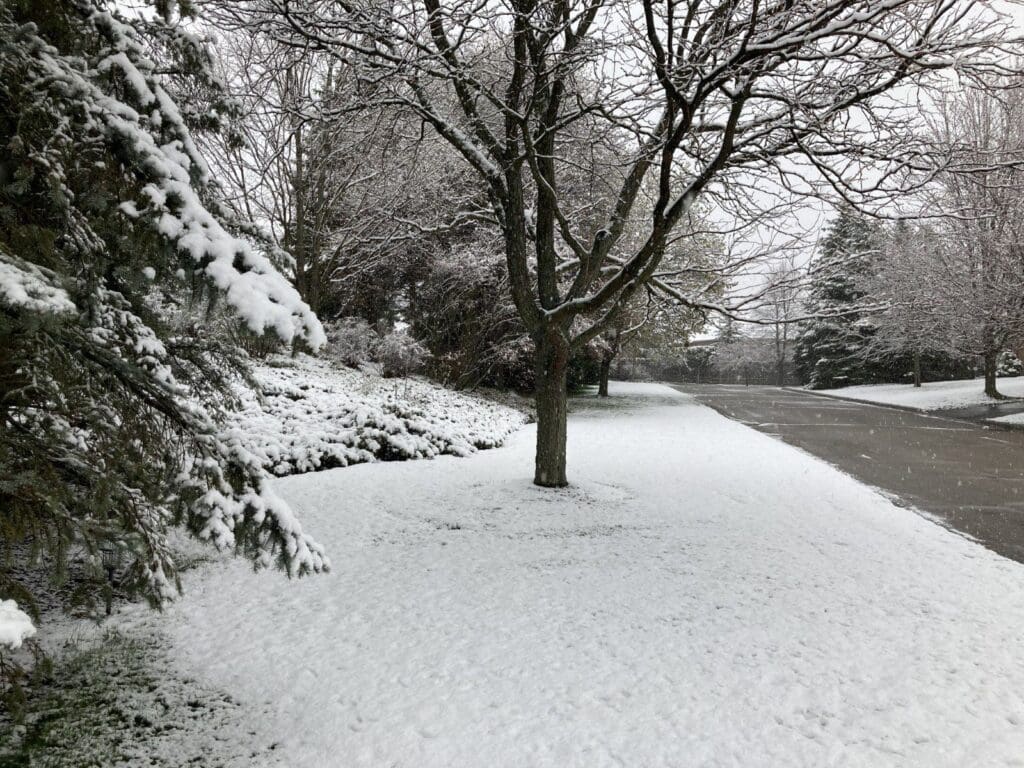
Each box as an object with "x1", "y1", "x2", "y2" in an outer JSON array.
[
  {"x1": 757, "y1": 258, "x2": 804, "y2": 387},
  {"x1": 858, "y1": 222, "x2": 968, "y2": 387},
  {"x1": 249, "y1": 0, "x2": 1014, "y2": 485}
]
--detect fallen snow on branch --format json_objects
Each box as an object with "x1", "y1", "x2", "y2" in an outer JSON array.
[
  {"x1": 0, "y1": 600, "x2": 35, "y2": 650},
  {"x1": 226, "y1": 355, "x2": 528, "y2": 476},
  {"x1": 818, "y1": 376, "x2": 1024, "y2": 411}
]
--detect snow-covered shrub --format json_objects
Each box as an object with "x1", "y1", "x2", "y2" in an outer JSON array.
[
  {"x1": 230, "y1": 355, "x2": 527, "y2": 475},
  {"x1": 997, "y1": 350, "x2": 1023, "y2": 377},
  {"x1": 324, "y1": 317, "x2": 380, "y2": 368},
  {"x1": 377, "y1": 329, "x2": 428, "y2": 378}
]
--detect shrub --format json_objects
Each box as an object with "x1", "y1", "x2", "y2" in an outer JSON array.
[
  {"x1": 324, "y1": 318, "x2": 380, "y2": 368},
  {"x1": 377, "y1": 329, "x2": 428, "y2": 378}
]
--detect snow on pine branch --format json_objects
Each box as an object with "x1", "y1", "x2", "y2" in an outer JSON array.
[
  {"x1": 35, "y1": 8, "x2": 323, "y2": 347},
  {"x1": 0, "y1": 250, "x2": 76, "y2": 316},
  {"x1": 225, "y1": 355, "x2": 528, "y2": 477},
  {"x1": 0, "y1": 600, "x2": 35, "y2": 651}
]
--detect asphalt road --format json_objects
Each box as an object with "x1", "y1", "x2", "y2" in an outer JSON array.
[{"x1": 673, "y1": 384, "x2": 1024, "y2": 564}]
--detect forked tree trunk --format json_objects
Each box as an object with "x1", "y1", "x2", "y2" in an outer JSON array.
[
  {"x1": 534, "y1": 330, "x2": 570, "y2": 487},
  {"x1": 598, "y1": 355, "x2": 612, "y2": 397},
  {"x1": 913, "y1": 351, "x2": 922, "y2": 388},
  {"x1": 983, "y1": 347, "x2": 1001, "y2": 399}
]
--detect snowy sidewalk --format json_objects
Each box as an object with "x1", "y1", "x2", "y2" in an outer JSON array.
[{"x1": 162, "y1": 383, "x2": 1024, "y2": 767}]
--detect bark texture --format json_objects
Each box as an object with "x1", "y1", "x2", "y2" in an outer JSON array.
[
  {"x1": 983, "y1": 348, "x2": 1002, "y2": 399},
  {"x1": 598, "y1": 356, "x2": 612, "y2": 397},
  {"x1": 534, "y1": 331, "x2": 570, "y2": 487}
]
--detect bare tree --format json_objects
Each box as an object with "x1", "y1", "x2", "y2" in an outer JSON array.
[
  {"x1": 200, "y1": 20, "x2": 476, "y2": 320},
  {"x1": 757, "y1": 258, "x2": 804, "y2": 386},
  {"x1": 858, "y1": 222, "x2": 960, "y2": 387},
  {"x1": 921, "y1": 81, "x2": 1024, "y2": 398},
  {"x1": 239, "y1": 0, "x2": 1012, "y2": 485}
]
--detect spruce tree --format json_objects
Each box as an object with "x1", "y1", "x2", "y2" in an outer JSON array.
[
  {"x1": 793, "y1": 209, "x2": 883, "y2": 389},
  {"x1": 0, "y1": 0, "x2": 328, "y2": 628}
]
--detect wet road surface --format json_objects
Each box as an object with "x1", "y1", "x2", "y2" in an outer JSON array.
[{"x1": 673, "y1": 384, "x2": 1024, "y2": 564}]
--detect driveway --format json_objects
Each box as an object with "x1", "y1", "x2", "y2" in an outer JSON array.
[{"x1": 673, "y1": 384, "x2": 1024, "y2": 563}]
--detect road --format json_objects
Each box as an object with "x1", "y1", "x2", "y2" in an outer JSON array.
[{"x1": 673, "y1": 384, "x2": 1024, "y2": 564}]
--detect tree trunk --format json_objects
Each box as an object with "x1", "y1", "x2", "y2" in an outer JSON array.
[
  {"x1": 913, "y1": 351, "x2": 922, "y2": 388},
  {"x1": 983, "y1": 347, "x2": 1001, "y2": 399},
  {"x1": 598, "y1": 355, "x2": 612, "y2": 397},
  {"x1": 534, "y1": 330, "x2": 570, "y2": 487}
]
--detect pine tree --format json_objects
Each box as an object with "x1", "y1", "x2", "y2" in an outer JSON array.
[
  {"x1": 793, "y1": 209, "x2": 884, "y2": 389},
  {"x1": 0, "y1": 0, "x2": 328, "y2": 628}
]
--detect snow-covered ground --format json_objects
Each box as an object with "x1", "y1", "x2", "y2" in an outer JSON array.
[
  {"x1": 139, "y1": 382, "x2": 1024, "y2": 767},
  {"x1": 227, "y1": 355, "x2": 528, "y2": 475},
  {"x1": 818, "y1": 376, "x2": 1024, "y2": 411},
  {"x1": 992, "y1": 412, "x2": 1024, "y2": 427}
]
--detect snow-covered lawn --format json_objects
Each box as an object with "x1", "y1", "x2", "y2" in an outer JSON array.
[
  {"x1": 817, "y1": 376, "x2": 1024, "y2": 411},
  {"x1": 992, "y1": 412, "x2": 1024, "y2": 427},
  {"x1": 226, "y1": 355, "x2": 528, "y2": 475},
  {"x1": 147, "y1": 382, "x2": 1024, "y2": 767}
]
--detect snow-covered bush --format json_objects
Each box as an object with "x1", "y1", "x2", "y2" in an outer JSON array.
[
  {"x1": 0, "y1": 0, "x2": 327, "y2": 638},
  {"x1": 377, "y1": 329, "x2": 428, "y2": 378},
  {"x1": 324, "y1": 317, "x2": 380, "y2": 368},
  {"x1": 997, "y1": 350, "x2": 1023, "y2": 377},
  {"x1": 229, "y1": 355, "x2": 527, "y2": 476}
]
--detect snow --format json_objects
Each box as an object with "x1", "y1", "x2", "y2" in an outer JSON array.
[
  {"x1": 0, "y1": 252, "x2": 76, "y2": 315},
  {"x1": 149, "y1": 382, "x2": 1024, "y2": 767},
  {"x1": 226, "y1": 355, "x2": 528, "y2": 476},
  {"x1": 0, "y1": 600, "x2": 36, "y2": 650},
  {"x1": 818, "y1": 377, "x2": 1024, "y2": 410},
  {"x1": 24, "y1": 9, "x2": 324, "y2": 348},
  {"x1": 991, "y1": 412, "x2": 1024, "y2": 427}
]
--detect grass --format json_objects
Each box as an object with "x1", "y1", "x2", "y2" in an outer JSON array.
[{"x1": 0, "y1": 628, "x2": 280, "y2": 768}]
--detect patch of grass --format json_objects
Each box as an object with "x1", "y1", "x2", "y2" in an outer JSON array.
[{"x1": 0, "y1": 630, "x2": 279, "y2": 768}]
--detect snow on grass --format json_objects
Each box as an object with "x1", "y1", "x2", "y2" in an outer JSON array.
[
  {"x1": 0, "y1": 628, "x2": 283, "y2": 768},
  {"x1": 818, "y1": 376, "x2": 1024, "y2": 410},
  {"x1": 153, "y1": 382, "x2": 1024, "y2": 767},
  {"x1": 226, "y1": 355, "x2": 528, "y2": 476}
]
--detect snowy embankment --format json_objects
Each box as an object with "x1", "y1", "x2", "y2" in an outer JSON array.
[
  {"x1": 225, "y1": 355, "x2": 528, "y2": 476},
  {"x1": 149, "y1": 381, "x2": 1024, "y2": 767},
  {"x1": 818, "y1": 376, "x2": 1024, "y2": 411}
]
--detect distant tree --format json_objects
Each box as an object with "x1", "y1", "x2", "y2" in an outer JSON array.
[
  {"x1": 793, "y1": 210, "x2": 887, "y2": 389},
  {"x1": 756, "y1": 259, "x2": 804, "y2": 386},
  {"x1": 715, "y1": 333, "x2": 777, "y2": 385},
  {"x1": 923, "y1": 82, "x2": 1024, "y2": 397},
  {"x1": 858, "y1": 222, "x2": 971, "y2": 387}
]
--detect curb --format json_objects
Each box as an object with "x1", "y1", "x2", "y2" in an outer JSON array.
[
  {"x1": 781, "y1": 387, "x2": 937, "y2": 415},
  {"x1": 782, "y1": 387, "x2": 1024, "y2": 430}
]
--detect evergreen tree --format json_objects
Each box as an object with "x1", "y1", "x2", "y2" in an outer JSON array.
[
  {"x1": 793, "y1": 209, "x2": 885, "y2": 389},
  {"x1": 0, "y1": 0, "x2": 328, "y2": 628}
]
